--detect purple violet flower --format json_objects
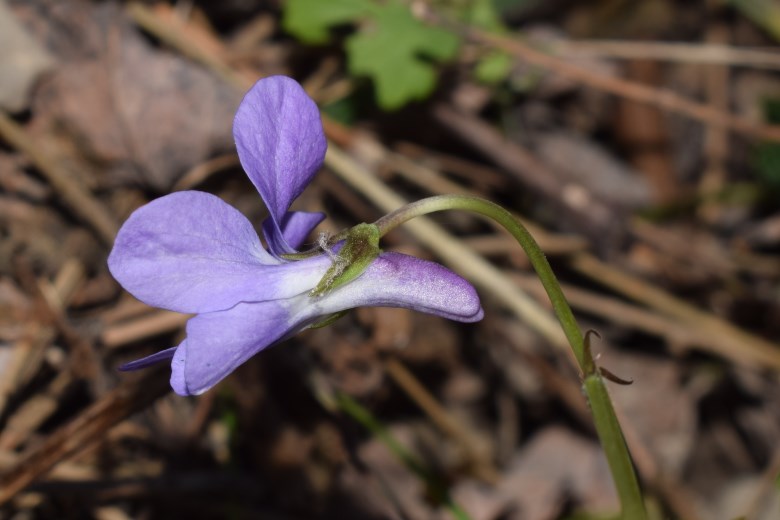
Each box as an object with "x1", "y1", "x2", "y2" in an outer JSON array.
[{"x1": 108, "y1": 76, "x2": 483, "y2": 396}]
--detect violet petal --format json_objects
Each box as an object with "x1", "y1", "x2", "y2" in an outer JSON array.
[
  {"x1": 233, "y1": 76, "x2": 327, "y2": 254},
  {"x1": 108, "y1": 191, "x2": 332, "y2": 313},
  {"x1": 118, "y1": 346, "x2": 178, "y2": 371},
  {"x1": 314, "y1": 252, "x2": 483, "y2": 322},
  {"x1": 170, "y1": 299, "x2": 312, "y2": 395},
  {"x1": 263, "y1": 211, "x2": 325, "y2": 255}
]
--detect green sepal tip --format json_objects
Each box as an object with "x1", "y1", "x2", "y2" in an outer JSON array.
[{"x1": 310, "y1": 223, "x2": 381, "y2": 297}]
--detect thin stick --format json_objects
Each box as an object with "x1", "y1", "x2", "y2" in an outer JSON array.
[
  {"x1": 0, "y1": 112, "x2": 119, "y2": 246},
  {"x1": 431, "y1": 104, "x2": 619, "y2": 238},
  {"x1": 0, "y1": 368, "x2": 171, "y2": 505},
  {"x1": 509, "y1": 272, "x2": 699, "y2": 348},
  {"x1": 102, "y1": 310, "x2": 190, "y2": 349},
  {"x1": 385, "y1": 150, "x2": 588, "y2": 254},
  {"x1": 471, "y1": 30, "x2": 780, "y2": 143},
  {"x1": 330, "y1": 391, "x2": 474, "y2": 520},
  {"x1": 557, "y1": 40, "x2": 780, "y2": 71},
  {"x1": 126, "y1": 2, "x2": 249, "y2": 90},
  {"x1": 173, "y1": 153, "x2": 240, "y2": 191},
  {"x1": 384, "y1": 358, "x2": 500, "y2": 484},
  {"x1": 0, "y1": 372, "x2": 71, "y2": 451},
  {"x1": 570, "y1": 253, "x2": 780, "y2": 370}
]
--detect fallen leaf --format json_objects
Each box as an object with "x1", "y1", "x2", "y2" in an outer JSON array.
[{"x1": 31, "y1": 3, "x2": 240, "y2": 190}]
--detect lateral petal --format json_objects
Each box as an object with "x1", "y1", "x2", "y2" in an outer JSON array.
[{"x1": 108, "y1": 191, "x2": 331, "y2": 313}]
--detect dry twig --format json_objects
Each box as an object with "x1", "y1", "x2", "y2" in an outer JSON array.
[
  {"x1": 470, "y1": 29, "x2": 780, "y2": 143},
  {"x1": 0, "y1": 369, "x2": 170, "y2": 506},
  {"x1": 557, "y1": 40, "x2": 780, "y2": 71},
  {"x1": 383, "y1": 358, "x2": 500, "y2": 484},
  {"x1": 0, "y1": 113, "x2": 119, "y2": 246}
]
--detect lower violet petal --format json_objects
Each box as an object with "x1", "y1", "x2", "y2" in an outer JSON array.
[
  {"x1": 170, "y1": 299, "x2": 313, "y2": 396},
  {"x1": 314, "y1": 252, "x2": 483, "y2": 322}
]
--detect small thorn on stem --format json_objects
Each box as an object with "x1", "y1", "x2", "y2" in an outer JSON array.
[
  {"x1": 583, "y1": 330, "x2": 633, "y2": 384},
  {"x1": 600, "y1": 366, "x2": 634, "y2": 385},
  {"x1": 584, "y1": 329, "x2": 601, "y2": 342}
]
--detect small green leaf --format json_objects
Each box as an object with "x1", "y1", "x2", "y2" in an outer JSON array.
[
  {"x1": 282, "y1": 0, "x2": 372, "y2": 44},
  {"x1": 283, "y1": 0, "x2": 460, "y2": 109},
  {"x1": 345, "y1": 2, "x2": 459, "y2": 110},
  {"x1": 474, "y1": 50, "x2": 512, "y2": 84},
  {"x1": 464, "y1": 0, "x2": 512, "y2": 85},
  {"x1": 466, "y1": 0, "x2": 505, "y2": 32}
]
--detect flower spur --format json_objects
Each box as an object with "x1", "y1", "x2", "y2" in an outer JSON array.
[{"x1": 108, "y1": 76, "x2": 482, "y2": 396}]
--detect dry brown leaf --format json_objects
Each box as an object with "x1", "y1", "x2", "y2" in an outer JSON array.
[{"x1": 31, "y1": 3, "x2": 239, "y2": 190}]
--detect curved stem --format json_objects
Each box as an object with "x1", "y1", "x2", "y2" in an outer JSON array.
[
  {"x1": 375, "y1": 194, "x2": 646, "y2": 520},
  {"x1": 376, "y1": 195, "x2": 587, "y2": 366}
]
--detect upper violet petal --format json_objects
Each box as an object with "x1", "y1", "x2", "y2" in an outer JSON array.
[
  {"x1": 263, "y1": 211, "x2": 325, "y2": 255},
  {"x1": 170, "y1": 299, "x2": 315, "y2": 395},
  {"x1": 313, "y1": 252, "x2": 484, "y2": 322},
  {"x1": 108, "y1": 191, "x2": 330, "y2": 313},
  {"x1": 233, "y1": 76, "x2": 327, "y2": 254}
]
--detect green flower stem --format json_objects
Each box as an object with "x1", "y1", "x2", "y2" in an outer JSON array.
[
  {"x1": 584, "y1": 374, "x2": 647, "y2": 520},
  {"x1": 334, "y1": 391, "x2": 473, "y2": 520},
  {"x1": 375, "y1": 195, "x2": 585, "y2": 367},
  {"x1": 374, "y1": 194, "x2": 646, "y2": 520}
]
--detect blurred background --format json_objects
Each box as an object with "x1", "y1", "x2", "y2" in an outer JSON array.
[{"x1": 1, "y1": 0, "x2": 780, "y2": 518}]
